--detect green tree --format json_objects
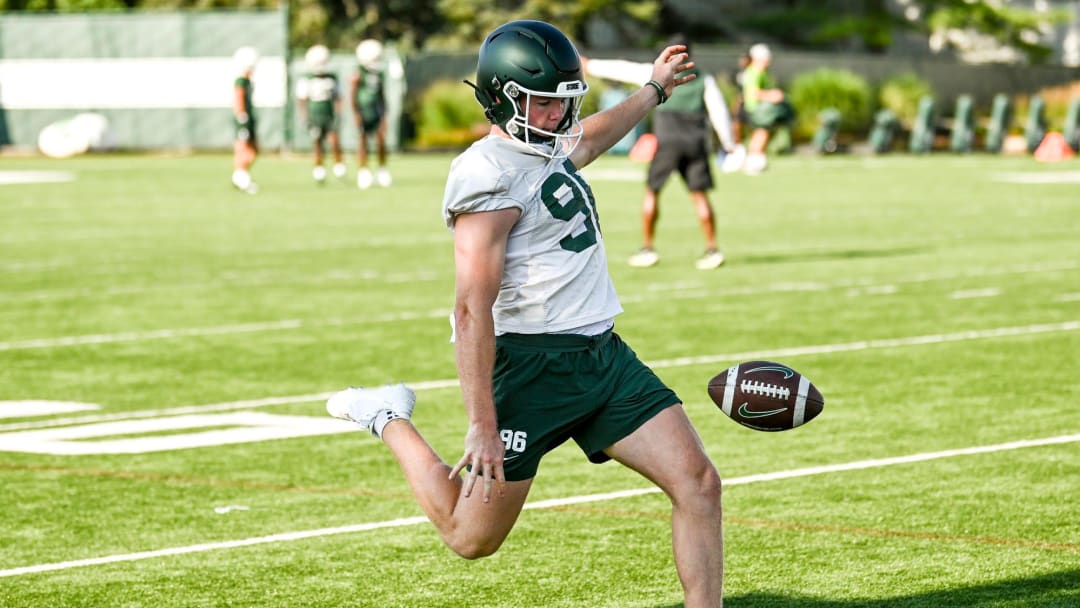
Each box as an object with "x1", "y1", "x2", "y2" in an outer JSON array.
[
  {"x1": 431, "y1": 0, "x2": 659, "y2": 49},
  {"x1": 734, "y1": 0, "x2": 1068, "y2": 64}
]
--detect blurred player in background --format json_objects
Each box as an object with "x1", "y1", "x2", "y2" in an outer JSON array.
[
  {"x1": 351, "y1": 39, "x2": 392, "y2": 189},
  {"x1": 719, "y1": 52, "x2": 750, "y2": 174},
  {"x1": 231, "y1": 46, "x2": 259, "y2": 194},
  {"x1": 296, "y1": 44, "x2": 346, "y2": 184},
  {"x1": 741, "y1": 43, "x2": 794, "y2": 175},
  {"x1": 327, "y1": 20, "x2": 724, "y2": 608},
  {"x1": 583, "y1": 34, "x2": 733, "y2": 270}
]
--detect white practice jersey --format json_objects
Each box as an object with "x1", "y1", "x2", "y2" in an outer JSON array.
[{"x1": 443, "y1": 135, "x2": 622, "y2": 335}]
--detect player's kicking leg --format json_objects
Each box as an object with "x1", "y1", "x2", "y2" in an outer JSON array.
[
  {"x1": 603, "y1": 403, "x2": 724, "y2": 608},
  {"x1": 327, "y1": 386, "x2": 531, "y2": 558}
]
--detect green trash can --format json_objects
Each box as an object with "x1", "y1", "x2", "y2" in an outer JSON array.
[
  {"x1": 949, "y1": 94, "x2": 974, "y2": 153},
  {"x1": 812, "y1": 108, "x2": 842, "y2": 154},
  {"x1": 909, "y1": 96, "x2": 936, "y2": 154},
  {"x1": 869, "y1": 109, "x2": 899, "y2": 154},
  {"x1": 1063, "y1": 98, "x2": 1080, "y2": 153},
  {"x1": 1024, "y1": 95, "x2": 1047, "y2": 153},
  {"x1": 985, "y1": 94, "x2": 1012, "y2": 154}
]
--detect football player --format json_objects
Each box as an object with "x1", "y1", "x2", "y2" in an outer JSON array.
[
  {"x1": 741, "y1": 43, "x2": 795, "y2": 175},
  {"x1": 327, "y1": 20, "x2": 724, "y2": 608},
  {"x1": 295, "y1": 45, "x2": 346, "y2": 183},
  {"x1": 350, "y1": 39, "x2": 392, "y2": 189},
  {"x1": 583, "y1": 34, "x2": 733, "y2": 270},
  {"x1": 231, "y1": 46, "x2": 259, "y2": 194}
]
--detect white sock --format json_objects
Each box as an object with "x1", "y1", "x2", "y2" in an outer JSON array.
[{"x1": 371, "y1": 409, "x2": 404, "y2": 438}]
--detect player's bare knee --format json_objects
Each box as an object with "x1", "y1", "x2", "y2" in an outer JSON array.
[
  {"x1": 673, "y1": 461, "x2": 722, "y2": 512},
  {"x1": 446, "y1": 535, "x2": 503, "y2": 560}
]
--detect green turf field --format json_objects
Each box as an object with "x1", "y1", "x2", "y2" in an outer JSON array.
[{"x1": 1, "y1": 151, "x2": 1078, "y2": 607}]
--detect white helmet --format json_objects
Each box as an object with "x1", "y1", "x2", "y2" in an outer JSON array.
[
  {"x1": 232, "y1": 46, "x2": 259, "y2": 75},
  {"x1": 305, "y1": 44, "x2": 330, "y2": 70},
  {"x1": 355, "y1": 39, "x2": 384, "y2": 69}
]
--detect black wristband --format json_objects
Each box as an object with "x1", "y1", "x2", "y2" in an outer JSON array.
[{"x1": 646, "y1": 80, "x2": 668, "y2": 105}]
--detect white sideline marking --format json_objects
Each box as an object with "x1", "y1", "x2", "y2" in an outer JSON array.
[
  {"x1": 0, "y1": 320, "x2": 306, "y2": 351},
  {"x1": 0, "y1": 401, "x2": 100, "y2": 419},
  {"x1": 0, "y1": 310, "x2": 448, "y2": 351},
  {"x1": 2, "y1": 320, "x2": 1077, "y2": 433},
  {"x1": 2, "y1": 433, "x2": 1076, "y2": 578},
  {"x1": 643, "y1": 320, "x2": 1080, "y2": 371},
  {"x1": 0, "y1": 171, "x2": 76, "y2": 185},
  {"x1": 0, "y1": 413, "x2": 355, "y2": 455},
  {"x1": 1057, "y1": 293, "x2": 1080, "y2": 302},
  {"x1": 994, "y1": 170, "x2": 1080, "y2": 184},
  {"x1": 950, "y1": 287, "x2": 1002, "y2": 299}
]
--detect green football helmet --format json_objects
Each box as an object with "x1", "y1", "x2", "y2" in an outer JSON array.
[{"x1": 469, "y1": 20, "x2": 589, "y2": 158}]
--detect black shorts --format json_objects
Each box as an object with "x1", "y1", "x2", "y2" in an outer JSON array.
[
  {"x1": 648, "y1": 111, "x2": 714, "y2": 192},
  {"x1": 491, "y1": 330, "x2": 680, "y2": 481}
]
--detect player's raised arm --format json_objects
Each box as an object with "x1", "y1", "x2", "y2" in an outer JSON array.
[{"x1": 570, "y1": 45, "x2": 696, "y2": 168}]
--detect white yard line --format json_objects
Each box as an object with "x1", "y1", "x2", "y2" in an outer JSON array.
[
  {"x1": 3, "y1": 261, "x2": 1078, "y2": 351},
  {"x1": 2, "y1": 320, "x2": 1077, "y2": 433},
  {"x1": 2, "y1": 432, "x2": 1076, "y2": 579},
  {"x1": 950, "y1": 287, "x2": 1002, "y2": 299},
  {"x1": 0, "y1": 310, "x2": 450, "y2": 351},
  {"x1": 4, "y1": 259, "x2": 1077, "y2": 305}
]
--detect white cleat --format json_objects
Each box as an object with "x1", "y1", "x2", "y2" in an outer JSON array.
[
  {"x1": 357, "y1": 168, "x2": 374, "y2": 189},
  {"x1": 326, "y1": 383, "x2": 416, "y2": 436},
  {"x1": 375, "y1": 167, "x2": 392, "y2": 187},
  {"x1": 628, "y1": 247, "x2": 660, "y2": 268},
  {"x1": 231, "y1": 170, "x2": 258, "y2": 194},
  {"x1": 743, "y1": 153, "x2": 768, "y2": 176},
  {"x1": 719, "y1": 144, "x2": 746, "y2": 174},
  {"x1": 333, "y1": 163, "x2": 348, "y2": 179},
  {"x1": 313, "y1": 166, "x2": 327, "y2": 184},
  {"x1": 695, "y1": 249, "x2": 725, "y2": 270}
]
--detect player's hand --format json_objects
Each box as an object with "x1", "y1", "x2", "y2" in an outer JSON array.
[
  {"x1": 450, "y1": 422, "x2": 506, "y2": 503},
  {"x1": 650, "y1": 44, "x2": 696, "y2": 98}
]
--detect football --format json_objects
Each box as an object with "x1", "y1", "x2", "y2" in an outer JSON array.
[{"x1": 707, "y1": 360, "x2": 824, "y2": 431}]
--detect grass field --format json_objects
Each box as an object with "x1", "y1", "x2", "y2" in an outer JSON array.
[{"x1": 1, "y1": 150, "x2": 1078, "y2": 608}]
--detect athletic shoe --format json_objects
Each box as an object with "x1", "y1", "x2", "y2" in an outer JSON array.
[
  {"x1": 231, "y1": 170, "x2": 258, "y2": 195},
  {"x1": 326, "y1": 383, "x2": 416, "y2": 436},
  {"x1": 719, "y1": 145, "x2": 746, "y2": 174},
  {"x1": 695, "y1": 249, "x2": 726, "y2": 270},
  {"x1": 313, "y1": 166, "x2": 327, "y2": 184},
  {"x1": 375, "y1": 167, "x2": 392, "y2": 187},
  {"x1": 628, "y1": 247, "x2": 660, "y2": 268},
  {"x1": 744, "y1": 153, "x2": 768, "y2": 176},
  {"x1": 357, "y1": 168, "x2": 373, "y2": 189},
  {"x1": 332, "y1": 163, "x2": 348, "y2": 179}
]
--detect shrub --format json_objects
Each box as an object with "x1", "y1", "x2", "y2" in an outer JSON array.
[
  {"x1": 1020, "y1": 80, "x2": 1080, "y2": 130},
  {"x1": 788, "y1": 68, "x2": 874, "y2": 141},
  {"x1": 410, "y1": 78, "x2": 488, "y2": 149},
  {"x1": 878, "y1": 72, "x2": 935, "y2": 128}
]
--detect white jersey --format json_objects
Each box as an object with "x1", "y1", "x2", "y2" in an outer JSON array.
[{"x1": 442, "y1": 135, "x2": 622, "y2": 335}]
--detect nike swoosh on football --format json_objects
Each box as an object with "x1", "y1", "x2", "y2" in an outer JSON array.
[{"x1": 737, "y1": 403, "x2": 788, "y2": 418}]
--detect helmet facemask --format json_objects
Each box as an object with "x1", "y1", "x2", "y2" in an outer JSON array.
[
  {"x1": 498, "y1": 79, "x2": 587, "y2": 159},
  {"x1": 469, "y1": 20, "x2": 590, "y2": 160}
]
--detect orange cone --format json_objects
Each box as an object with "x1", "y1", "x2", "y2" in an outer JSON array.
[
  {"x1": 628, "y1": 133, "x2": 658, "y2": 163},
  {"x1": 1033, "y1": 131, "x2": 1075, "y2": 162}
]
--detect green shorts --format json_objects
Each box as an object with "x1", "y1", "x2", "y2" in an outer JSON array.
[
  {"x1": 749, "y1": 100, "x2": 796, "y2": 129},
  {"x1": 492, "y1": 330, "x2": 680, "y2": 482}
]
